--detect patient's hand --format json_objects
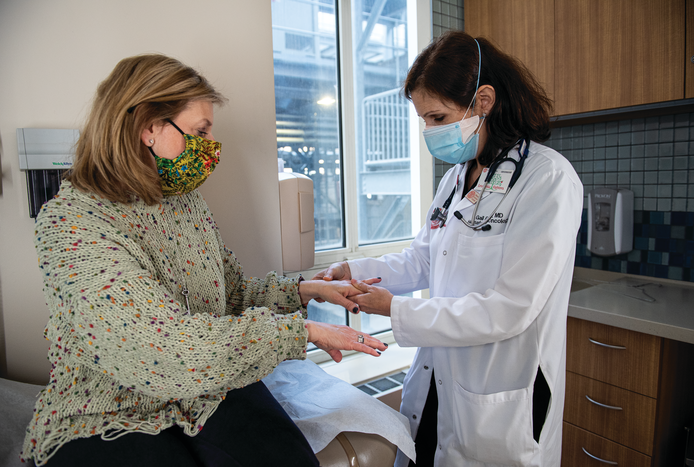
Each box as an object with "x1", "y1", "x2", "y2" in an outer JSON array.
[
  {"x1": 312, "y1": 261, "x2": 352, "y2": 281},
  {"x1": 306, "y1": 320, "x2": 387, "y2": 362},
  {"x1": 298, "y1": 278, "x2": 382, "y2": 313}
]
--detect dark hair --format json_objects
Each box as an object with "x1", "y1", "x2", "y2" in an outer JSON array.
[{"x1": 403, "y1": 31, "x2": 553, "y2": 166}]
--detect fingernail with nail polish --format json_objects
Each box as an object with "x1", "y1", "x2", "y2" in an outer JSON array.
[
  {"x1": 382, "y1": 342, "x2": 388, "y2": 347},
  {"x1": 377, "y1": 350, "x2": 382, "y2": 355},
  {"x1": 352, "y1": 306, "x2": 359, "y2": 314}
]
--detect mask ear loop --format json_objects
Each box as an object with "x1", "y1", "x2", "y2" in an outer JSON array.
[
  {"x1": 464, "y1": 39, "x2": 484, "y2": 135},
  {"x1": 167, "y1": 119, "x2": 186, "y2": 136}
]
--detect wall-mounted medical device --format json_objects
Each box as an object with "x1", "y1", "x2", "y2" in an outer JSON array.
[
  {"x1": 587, "y1": 187, "x2": 634, "y2": 257},
  {"x1": 278, "y1": 172, "x2": 315, "y2": 273},
  {"x1": 17, "y1": 128, "x2": 79, "y2": 218}
]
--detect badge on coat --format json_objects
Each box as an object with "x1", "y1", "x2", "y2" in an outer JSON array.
[{"x1": 474, "y1": 168, "x2": 514, "y2": 193}]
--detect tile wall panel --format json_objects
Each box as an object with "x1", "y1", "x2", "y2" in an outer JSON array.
[
  {"x1": 545, "y1": 114, "x2": 694, "y2": 282},
  {"x1": 431, "y1": 0, "x2": 464, "y2": 192}
]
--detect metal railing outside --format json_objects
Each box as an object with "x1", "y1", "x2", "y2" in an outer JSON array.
[{"x1": 362, "y1": 88, "x2": 410, "y2": 168}]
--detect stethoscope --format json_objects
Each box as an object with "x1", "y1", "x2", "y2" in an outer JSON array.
[{"x1": 430, "y1": 138, "x2": 530, "y2": 232}]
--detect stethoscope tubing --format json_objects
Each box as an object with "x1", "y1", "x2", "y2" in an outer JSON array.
[
  {"x1": 457, "y1": 185, "x2": 514, "y2": 231},
  {"x1": 455, "y1": 138, "x2": 529, "y2": 230}
]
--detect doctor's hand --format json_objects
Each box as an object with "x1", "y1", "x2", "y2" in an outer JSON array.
[
  {"x1": 298, "y1": 278, "x2": 381, "y2": 313},
  {"x1": 306, "y1": 320, "x2": 387, "y2": 362},
  {"x1": 351, "y1": 279, "x2": 394, "y2": 317},
  {"x1": 312, "y1": 261, "x2": 352, "y2": 281}
]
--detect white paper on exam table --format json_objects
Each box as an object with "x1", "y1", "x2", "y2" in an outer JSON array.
[{"x1": 263, "y1": 359, "x2": 416, "y2": 461}]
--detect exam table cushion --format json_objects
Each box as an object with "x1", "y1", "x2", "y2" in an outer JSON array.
[{"x1": 2, "y1": 361, "x2": 414, "y2": 467}]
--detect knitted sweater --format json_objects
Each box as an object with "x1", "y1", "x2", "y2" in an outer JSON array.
[{"x1": 21, "y1": 181, "x2": 309, "y2": 465}]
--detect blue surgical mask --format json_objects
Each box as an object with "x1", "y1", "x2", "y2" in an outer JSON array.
[
  {"x1": 422, "y1": 113, "x2": 484, "y2": 165},
  {"x1": 422, "y1": 39, "x2": 483, "y2": 165}
]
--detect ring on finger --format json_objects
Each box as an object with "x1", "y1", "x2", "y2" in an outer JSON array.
[{"x1": 357, "y1": 334, "x2": 364, "y2": 344}]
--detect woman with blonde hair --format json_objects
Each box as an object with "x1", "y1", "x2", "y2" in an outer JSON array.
[{"x1": 21, "y1": 54, "x2": 386, "y2": 467}]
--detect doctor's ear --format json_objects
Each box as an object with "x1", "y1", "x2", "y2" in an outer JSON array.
[{"x1": 476, "y1": 85, "x2": 496, "y2": 116}]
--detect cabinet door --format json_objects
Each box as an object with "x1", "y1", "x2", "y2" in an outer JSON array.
[
  {"x1": 555, "y1": 0, "x2": 685, "y2": 115},
  {"x1": 465, "y1": 0, "x2": 554, "y2": 104},
  {"x1": 566, "y1": 317, "x2": 661, "y2": 397},
  {"x1": 562, "y1": 423, "x2": 651, "y2": 467},
  {"x1": 687, "y1": 0, "x2": 694, "y2": 98},
  {"x1": 564, "y1": 372, "x2": 656, "y2": 455}
]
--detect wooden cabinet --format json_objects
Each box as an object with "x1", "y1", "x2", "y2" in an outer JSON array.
[
  {"x1": 563, "y1": 317, "x2": 694, "y2": 466},
  {"x1": 563, "y1": 423, "x2": 651, "y2": 467},
  {"x1": 465, "y1": 0, "x2": 687, "y2": 116},
  {"x1": 554, "y1": 0, "x2": 684, "y2": 115},
  {"x1": 564, "y1": 372, "x2": 657, "y2": 453},
  {"x1": 566, "y1": 316, "x2": 660, "y2": 397},
  {"x1": 687, "y1": 0, "x2": 694, "y2": 98},
  {"x1": 464, "y1": 0, "x2": 555, "y2": 104}
]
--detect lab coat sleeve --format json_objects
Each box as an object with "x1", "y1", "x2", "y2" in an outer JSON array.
[
  {"x1": 349, "y1": 218, "x2": 431, "y2": 296},
  {"x1": 347, "y1": 165, "x2": 463, "y2": 295},
  {"x1": 391, "y1": 163, "x2": 583, "y2": 348}
]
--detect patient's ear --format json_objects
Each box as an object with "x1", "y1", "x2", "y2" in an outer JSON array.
[{"x1": 141, "y1": 122, "x2": 157, "y2": 147}]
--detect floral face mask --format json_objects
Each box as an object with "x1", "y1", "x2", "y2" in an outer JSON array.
[{"x1": 149, "y1": 119, "x2": 221, "y2": 196}]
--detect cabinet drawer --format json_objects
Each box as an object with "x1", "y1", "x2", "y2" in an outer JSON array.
[
  {"x1": 562, "y1": 422, "x2": 651, "y2": 467},
  {"x1": 564, "y1": 372, "x2": 656, "y2": 455},
  {"x1": 566, "y1": 317, "x2": 661, "y2": 397}
]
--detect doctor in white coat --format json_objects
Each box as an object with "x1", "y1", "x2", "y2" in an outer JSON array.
[{"x1": 315, "y1": 31, "x2": 583, "y2": 466}]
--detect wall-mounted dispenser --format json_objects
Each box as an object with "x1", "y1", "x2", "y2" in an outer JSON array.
[
  {"x1": 17, "y1": 128, "x2": 79, "y2": 218},
  {"x1": 587, "y1": 187, "x2": 634, "y2": 257},
  {"x1": 278, "y1": 172, "x2": 315, "y2": 273}
]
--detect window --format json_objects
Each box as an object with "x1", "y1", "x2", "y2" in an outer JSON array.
[{"x1": 271, "y1": 0, "x2": 429, "y2": 363}]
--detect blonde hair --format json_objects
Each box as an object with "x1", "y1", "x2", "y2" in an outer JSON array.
[{"x1": 66, "y1": 54, "x2": 226, "y2": 204}]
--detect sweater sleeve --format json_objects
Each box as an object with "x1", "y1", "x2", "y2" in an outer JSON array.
[
  {"x1": 213, "y1": 222, "x2": 307, "y2": 317},
  {"x1": 34, "y1": 197, "x2": 308, "y2": 400}
]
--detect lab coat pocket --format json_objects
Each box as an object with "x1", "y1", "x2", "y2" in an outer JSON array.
[
  {"x1": 452, "y1": 382, "x2": 537, "y2": 466},
  {"x1": 445, "y1": 233, "x2": 505, "y2": 296}
]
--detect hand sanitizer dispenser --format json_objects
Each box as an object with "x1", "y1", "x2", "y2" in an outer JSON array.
[{"x1": 587, "y1": 187, "x2": 633, "y2": 257}]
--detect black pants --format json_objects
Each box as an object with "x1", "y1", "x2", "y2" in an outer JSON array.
[
  {"x1": 409, "y1": 373, "x2": 438, "y2": 467},
  {"x1": 45, "y1": 381, "x2": 319, "y2": 467}
]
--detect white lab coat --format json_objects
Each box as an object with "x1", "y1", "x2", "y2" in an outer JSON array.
[{"x1": 349, "y1": 141, "x2": 583, "y2": 466}]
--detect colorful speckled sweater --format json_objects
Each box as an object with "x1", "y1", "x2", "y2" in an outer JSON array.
[{"x1": 21, "y1": 181, "x2": 309, "y2": 465}]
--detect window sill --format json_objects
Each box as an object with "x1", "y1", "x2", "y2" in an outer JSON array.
[
  {"x1": 316, "y1": 341, "x2": 416, "y2": 386},
  {"x1": 284, "y1": 238, "x2": 414, "y2": 278}
]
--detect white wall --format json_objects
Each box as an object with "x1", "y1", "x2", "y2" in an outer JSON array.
[{"x1": 0, "y1": 0, "x2": 283, "y2": 384}]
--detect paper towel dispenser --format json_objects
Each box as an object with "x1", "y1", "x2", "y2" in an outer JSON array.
[
  {"x1": 278, "y1": 172, "x2": 315, "y2": 272},
  {"x1": 17, "y1": 128, "x2": 79, "y2": 218},
  {"x1": 17, "y1": 128, "x2": 78, "y2": 170},
  {"x1": 587, "y1": 187, "x2": 634, "y2": 257}
]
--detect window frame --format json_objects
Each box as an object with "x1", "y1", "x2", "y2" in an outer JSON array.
[{"x1": 277, "y1": 0, "x2": 433, "y2": 369}]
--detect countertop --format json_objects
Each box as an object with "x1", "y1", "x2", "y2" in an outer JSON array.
[{"x1": 569, "y1": 267, "x2": 694, "y2": 344}]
